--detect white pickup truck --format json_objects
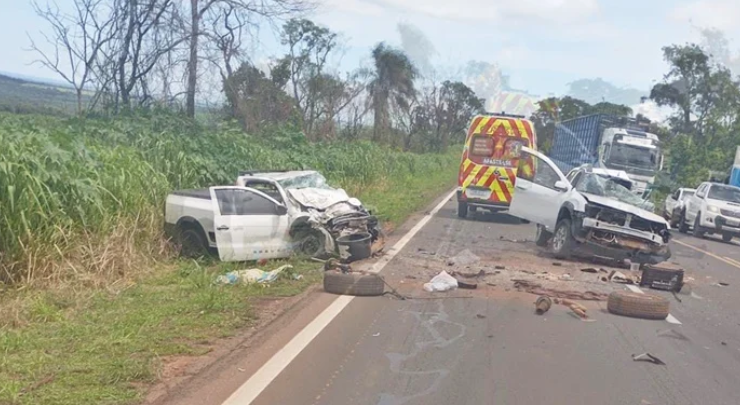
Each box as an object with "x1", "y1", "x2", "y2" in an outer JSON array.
[{"x1": 164, "y1": 170, "x2": 383, "y2": 261}]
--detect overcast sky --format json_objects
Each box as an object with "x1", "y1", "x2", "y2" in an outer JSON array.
[{"x1": 1, "y1": 0, "x2": 739, "y2": 97}]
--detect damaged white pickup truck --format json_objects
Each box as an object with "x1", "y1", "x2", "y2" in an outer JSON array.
[
  {"x1": 509, "y1": 147, "x2": 671, "y2": 265},
  {"x1": 164, "y1": 170, "x2": 383, "y2": 261}
]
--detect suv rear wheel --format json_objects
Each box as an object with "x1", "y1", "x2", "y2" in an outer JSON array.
[
  {"x1": 180, "y1": 228, "x2": 208, "y2": 259},
  {"x1": 551, "y1": 219, "x2": 574, "y2": 259}
]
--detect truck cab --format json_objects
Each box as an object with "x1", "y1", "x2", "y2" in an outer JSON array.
[{"x1": 598, "y1": 127, "x2": 663, "y2": 195}]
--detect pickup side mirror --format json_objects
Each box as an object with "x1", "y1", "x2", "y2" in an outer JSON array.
[
  {"x1": 275, "y1": 204, "x2": 288, "y2": 215},
  {"x1": 554, "y1": 180, "x2": 569, "y2": 192}
]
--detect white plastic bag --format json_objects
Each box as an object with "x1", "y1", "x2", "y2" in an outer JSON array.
[{"x1": 423, "y1": 270, "x2": 458, "y2": 292}]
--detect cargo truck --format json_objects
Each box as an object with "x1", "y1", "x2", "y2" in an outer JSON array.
[{"x1": 548, "y1": 114, "x2": 663, "y2": 195}]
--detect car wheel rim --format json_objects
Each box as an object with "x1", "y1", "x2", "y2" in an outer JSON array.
[
  {"x1": 301, "y1": 235, "x2": 321, "y2": 256},
  {"x1": 553, "y1": 226, "x2": 566, "y2": 252}
]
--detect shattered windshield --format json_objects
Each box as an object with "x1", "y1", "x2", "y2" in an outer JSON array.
[
  {"x1": 708, "y1": 185, "x2": 740, "y2": 203},
  {"x1": 277, "y1": 172, "x2": 333, "y2": 190},
  {"x1": 606, "y1": 144, "x2": 659, "y2": 175},
  {"x1": 575, "y1": 173, "x2": 649, "y2": 209}
]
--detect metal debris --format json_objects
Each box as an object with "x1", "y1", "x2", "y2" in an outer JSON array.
[
  {"x1": 580, "y1": 268, "x2": 598, "y2": 273},
  {"x1": 513, "y1": 280, "x2": 609, "y2": 301},
  {"x1": 632, "y1": 353, "x2": 666, "y2": 366},
  {"x1": 476, "y1": 314, "x2": 486, "y2": 319},
  {"x1": 457, "y1": 280, "x2": 478, "y2": 289},
  {"x1": 495, "y1": 265, "x2": 506, "y2": 270},
  {"x1": 552, "y1": 262, "x2": 563, "y2": 266}
]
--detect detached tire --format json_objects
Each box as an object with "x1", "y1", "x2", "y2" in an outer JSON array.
[
  {"x1": 323, "y1": 270, "x2": 385, "y2": 296},
  {"x1": 535, "y1": 224, "x2": 552, "y2": 247},
  {"x1": 607, "y1": 291, "x2": 669, "y2": 320}
]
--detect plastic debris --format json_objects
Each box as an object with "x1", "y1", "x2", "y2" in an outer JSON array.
[
  {"x1": 423, "y1": 270, "x2": 458, "y2": 292},
  {"x1": 372, "y1": 332, "x2": 380, "y2": 337},
  {"x1": 632, "y1": 353, "x2": 666, "y2": 365},
  {"x1": 535, "y1": 296, "x2": 552, "y2": 315},
  {"x1": 215, "y1": 265, "x2": 293, "y2": 285}
]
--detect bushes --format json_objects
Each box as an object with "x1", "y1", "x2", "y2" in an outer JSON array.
[{"x1": 0, "y1": 112, "x2": 457, "y2": 284}]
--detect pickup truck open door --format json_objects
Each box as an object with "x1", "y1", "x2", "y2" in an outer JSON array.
[
  {"x1": 508, "y1": 147, "x2": 572, "y2": 231},
  {"x1": 209, "y1": 186, "x2": 291, "y2": 261}
]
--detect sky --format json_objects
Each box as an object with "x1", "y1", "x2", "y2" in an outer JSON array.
[{"x1": 2, "y1": 0, "x2": 740, "y2": 100}]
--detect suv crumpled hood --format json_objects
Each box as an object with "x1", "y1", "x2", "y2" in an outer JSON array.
[{"x1": 582, "y1": 193, "x2": 668, "y2": 225}]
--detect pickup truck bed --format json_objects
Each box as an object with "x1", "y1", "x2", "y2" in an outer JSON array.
[{"x1": 171, "y1": 189, "x2": 211, "y2": 200}]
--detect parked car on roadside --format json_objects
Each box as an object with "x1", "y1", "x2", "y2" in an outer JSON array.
[
  {"x1": 507, "y1": 147, "x2": 672, "y2": 265},
  {"x1": 663, "y1": 187, "x2": 695, "y2": 227},
  {"x1": 678, "y1": 182, "x2": 740, "y2": 242},
  {"x1": 164, "y1": 170, "x2": 383, "y2": 261}
]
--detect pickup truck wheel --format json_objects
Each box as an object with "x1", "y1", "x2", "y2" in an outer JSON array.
[
  {"x1": 180, "y1": 228, "x2": 208, "y2": 259},
  {"x1": 693, "y1": 213, "x2": 706, "y2": 238},
  {"x1": 678, "y1": 210, "x2": 689, "y2": 234},
  {"x1": 723, "y1": 233, "x2": 733, "y2": 243},
  {"x1": 535, "y1": 225, "x2": 552, "y2": 247},
  {"x1": 457, "y1": 201, "x2": 469, "y2": 218},
  {"x1": 551, "y1": 219, "x2": 574, "y2": 259},
  {"x1": 296, "y1": 230, "x2": 326, "y2": 258}
]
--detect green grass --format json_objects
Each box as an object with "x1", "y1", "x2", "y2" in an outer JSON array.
[{"x1": 0, "y1": 259, "x2": 323, "y2": 405}]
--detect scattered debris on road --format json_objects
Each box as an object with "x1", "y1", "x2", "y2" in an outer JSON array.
[
  {"x1": 608, "y1": 270, "x2": 635, "y2": 284},
  {"x1": 499, "y1": 236, "x2": 527, "y2": 243},
  {"x1": 476, "y1": 314, "x2": 486, "y2": 319},
  {"x1": 451, "y1": 269, "x2": 488, "y2": 279},
  {"x1": 447, "y1": 249, "x2": 480, "y2": 267},
  {"x1": 559, "y1": 274, "x2": 573, "y2": 281},
  {"x1": 716, "y1": 282, "x2": 730, "y2": 287},
  {"x1": 513, "y1": 280, "x2": 608, "y2": 301},
  {"x1": 495, "y1": 265, "x2": 506, "y2": 270},
  {"x1": 552, "y1": 262, "x2": 563, "y2": 266},
  {"x1": 580, "y1": 267, "x2": 599, "y2": 273},
  {"x1": 535, "y1": 296, "x2": 552, "y2": 314},
  {"x1": 423, "y1": 270, "x2": 458, "y2": 292},
  {"x1": 372, "y1": 332, "x2": 380, "y2": 337},
  {"x1": 640, "y1": 266, "x2": 684, "y2": 292},
  {"x1": 457, "y1": 280, "x2": 478, "y2": 289},
  {"x1": 632, "y1": 353, "x2": 666, "y2": 366}
]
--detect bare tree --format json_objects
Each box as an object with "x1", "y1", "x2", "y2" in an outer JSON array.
[
  {"x1": 29, "y1": 0, "x2": 117, "y2": 114},
  {"x1": 185, "y1": 0, "x2": 314, "y2": 118}
]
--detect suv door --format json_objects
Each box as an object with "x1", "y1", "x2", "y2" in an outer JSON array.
[
  {"x1": 687, "y1": 183, "x2": 707, "y2": 221},
  {"x1": 209, "y1": 186, "x2": 291, "y2": 261},
  {"x1": 509, "y1": 148, "x2": 571, "y2": 230}
]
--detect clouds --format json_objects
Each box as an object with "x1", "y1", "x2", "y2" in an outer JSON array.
[
  {"x1": 669, "y1": 0, "x2": 740, "y2": 30},
  {"x1": 372, "y1": 0, "x2": 600, "y2": 25}
]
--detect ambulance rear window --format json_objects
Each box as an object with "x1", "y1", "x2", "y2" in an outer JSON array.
[{"x1": 470, "y1": 135, "x2": 494, "y2": 156}]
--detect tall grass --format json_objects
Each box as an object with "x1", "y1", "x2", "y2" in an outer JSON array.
[{"x1": 0, "y1": 112, "x2": 457, "y2": 285}]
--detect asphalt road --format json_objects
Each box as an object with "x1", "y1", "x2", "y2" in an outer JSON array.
[{"x1": 164, "y1": 197, "x2": 740, "y2": 405}]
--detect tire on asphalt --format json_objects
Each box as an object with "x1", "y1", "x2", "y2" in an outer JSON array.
[
  {"x1": 551, "y1": 218, "x2": 574, "y2": 259},
  {"x1": 534, "y1": 224, "x2": 552, "y2": 247},
  {"x1": 693, "y1": 213, "x2": 705, "y2": 238},
  {"x1": 323, "y1": 270, "x2": 385, "y2": 296},
  {"x1": 678, "y1": 210, "x2": 689, "y2": 234},
  {"x1": 606, "y1": 291, "x2": 669, "y2": 320},
  {"x1": 457, "y1": 201, "x2": 469, "y2": 219},
  {"x1": 723, "y1": 233, "x2": 733, "y2": 243}
]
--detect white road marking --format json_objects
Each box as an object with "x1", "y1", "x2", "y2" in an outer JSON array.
[
  {"x1": 221, "y1": 188, "x2": 458, "y2": 405},
  {"x1": 625, "y1": 284, "x2": 682, "y2": 325}
]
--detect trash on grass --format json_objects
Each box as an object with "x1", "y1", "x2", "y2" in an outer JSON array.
[
  {"x1": 632, "y1": 353, "x2": 666, "y2": 365},
  {"x1": 535, "y1": 296, "x2": 552, "y2": 315},
  {"x1": 215, "y1": 265, "x2": 294, "y2": 285},
  {"x1": 423, "y1": 270, "x2": 458, "y2": 292}
]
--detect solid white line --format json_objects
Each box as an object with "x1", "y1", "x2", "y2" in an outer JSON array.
[
  {"x1": 625, "y1": 284, "x2": 682, "y2": 325},
  {"x1": 221, "y1": 188, "x2": 458, "y2": 405}
]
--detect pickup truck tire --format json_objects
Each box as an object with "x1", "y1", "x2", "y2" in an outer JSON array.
[
  {"x1": 693, "y1": 213, "x2": 706, "y2": 238},
  {"x1": 551, "y1": 219, "x2": 574, "y2": 259},
  {"x1": 535, "y1": 225, "x2": 552, "y2": 247},
  {"x1": 607, "y1": 291, "x2": 669, "y2": 320},
  {"x1": 457, "y1": 201, "x2": 469, "y2": 218},
  {"x1": 296, "y1": 230, "x2": 326, "y2": 258},
  {"x1": 323, "y1": 270, "x2": 385, "y2": 296},
  {"x1": 678, "y1": 210, "x2": 689, "y2": 234},
  {"x1": 180, "y1": 228, "x2": 208, "y2": 259}
]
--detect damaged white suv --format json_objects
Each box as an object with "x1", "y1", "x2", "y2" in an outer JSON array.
[{"x1": 509, "y1": 147, "x2": 671, "y2": 265}]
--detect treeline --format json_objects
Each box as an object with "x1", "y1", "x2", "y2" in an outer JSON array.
[{"x1": 30, "y1": 1, "x2": 484, "y2": 152}]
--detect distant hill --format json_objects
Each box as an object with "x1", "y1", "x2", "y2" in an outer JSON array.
[{"x1": 0, "y1": 73, "x2": 82, "y2": 115}]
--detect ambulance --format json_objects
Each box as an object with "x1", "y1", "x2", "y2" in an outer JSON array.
[{"x1": 457, "y1": 113, "x2": 537, "y2": 218}]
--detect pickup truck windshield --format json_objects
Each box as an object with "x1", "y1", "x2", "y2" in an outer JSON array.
[
  {"x1": 277, "y1": 172, "x2": 332, "y2": 190},
  {"x1": 708, "y1": 185, "x2": 740, "y2": 203},
  {"x1": 607, "y1": 143, "x2": 658, "y2": 175},
  {"x1": 575, "y1": 173, "x2": 650, "y2": 209}
]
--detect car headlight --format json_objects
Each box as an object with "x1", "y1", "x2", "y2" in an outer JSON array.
[{"x1": 707, "y1": 205, "x2": 719, "y2": 213}]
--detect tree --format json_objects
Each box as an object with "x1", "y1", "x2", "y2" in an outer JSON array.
[
  {"x1": 368, "y1": 43, "x2": 418, "y2": 143},
  {"x1": 185, "y1": 0, "x2": 312, "y2": 118},
  {"x1": 29, "y1": 0, "x2": 117, "y2": 114}
]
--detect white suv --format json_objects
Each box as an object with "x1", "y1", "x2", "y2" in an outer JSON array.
[{"x1": 679, "y1": 182, "x2": 740, "y2": 242}]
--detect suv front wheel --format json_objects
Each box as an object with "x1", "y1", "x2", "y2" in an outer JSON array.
[
  {"x1": 693, "y1": 212, "x2": 706, "y2": 238},
  {"x1": 551, "y1": 219, "x2": 575, "y2": 259}
]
